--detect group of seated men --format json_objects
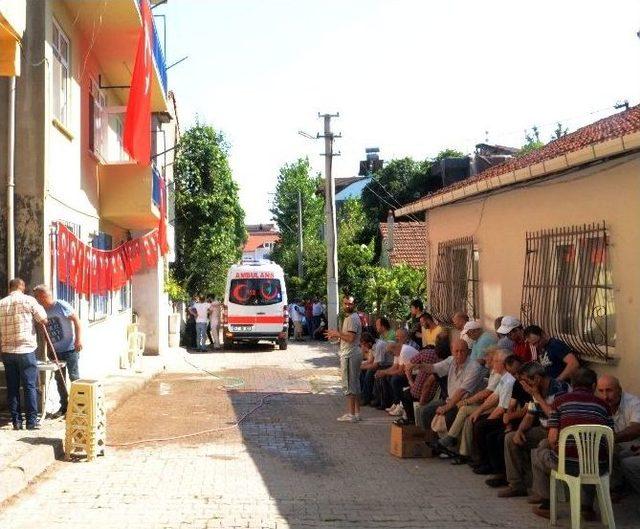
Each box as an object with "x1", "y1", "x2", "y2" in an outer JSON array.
[{"x1": 357, "y1": 300, "x2": 640, "y2": 521}]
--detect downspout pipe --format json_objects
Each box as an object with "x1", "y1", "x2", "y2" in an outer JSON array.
[{"x1": 7, "y1": 76, "x2": 16, "y2": 283}]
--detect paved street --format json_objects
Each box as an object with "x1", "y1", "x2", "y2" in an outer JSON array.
[{"x1": 0, "y1": 342, "x2": 638, "y2": 529}]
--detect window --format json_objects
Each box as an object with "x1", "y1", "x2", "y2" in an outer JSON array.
[
  {"x1": 115, "y1": 281, "x2": 131, "y2": 312},
  {"x1": 430, "y1": 236, "x2": 478, "y2": 324},
  {"x1": 89, "y1": 79, "x2": 107, "y2": 157},
  {"x1": 520, "y1": 221, "x2": 615, "y2": 361},
  {"x1": 90, "y1": 232, "x2": 113, "y2": 321},
  {"x1": 229, "y1": 278, "x2": 282, "y2": 306},
  {"x1": 55, "y1": 221, "x2": 81, "y2": 313},
  {"x1": 52, "y1": 21, "x2": 70, "y2": 126}
]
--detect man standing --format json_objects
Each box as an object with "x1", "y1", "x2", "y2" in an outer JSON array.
[
  {"x1": 33, "y1": 285, "x2": 82, "y2": 417},
  {"x1": 326, "y1": 296, "x2": 362, "y2": 423},
  {"x1": 0, "y1": 278, "x2": 48, "y2": 430},
  {"x1": 311, "y1": 298, "x2": 324, "y2": 340},
  {"x1": 189, "y1": 295, "x2": 211, "y2": 352},
  {"x1": 208, "y1": 296, "x2": 222, "y2": 350},
  {"x1": 530, "y1": 368, "x2": 613, "y2": 521}
]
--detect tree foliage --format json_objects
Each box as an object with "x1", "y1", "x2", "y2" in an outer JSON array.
[
  {"x1": 519, "y1": 126, "x2": 545, "y2": 155},
  {"x1": 172, "y1": 123, "x2": 246, "y2": 297},
  {"x1": 551, "y1": 122, "x2": 569, "y2": 141}
]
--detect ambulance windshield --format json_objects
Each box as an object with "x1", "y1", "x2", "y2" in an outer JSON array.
[{"x1": 229, "y1": 278, "x2": 282, "y2": 306}]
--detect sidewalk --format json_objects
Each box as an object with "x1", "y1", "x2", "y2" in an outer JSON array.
[{"x1": 0, "y1": 347, "x2": 184, "y2": 505}]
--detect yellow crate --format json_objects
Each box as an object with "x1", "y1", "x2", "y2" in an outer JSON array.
[{"x1": 65, "y1": 380, "x2": 106, "y2": 461}]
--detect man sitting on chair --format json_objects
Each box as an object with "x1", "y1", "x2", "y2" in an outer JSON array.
[{"x1": 530, "y1": 367, "x2": 613, "y2": 521}]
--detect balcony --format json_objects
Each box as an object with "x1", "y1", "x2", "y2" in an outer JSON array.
[
  {"x1": 61, "y1": 0, "x2": 168, "y2": 112},
  {"x1": 99, "y1": 164, "x2": 162, "y2": 230}
]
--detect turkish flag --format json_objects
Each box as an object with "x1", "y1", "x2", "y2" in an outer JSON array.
[
  {"x1": 89, "y1": 249, "x2": 100, "y2": 295},
  {"x1": 57, "y1": 223, "x2": 70, "y2": 283},
  {"x1": 68, "y1": 237, "x2": 79, "y2": 289},
  {"x1": 142, "y1": 232, "x2": 158, "y2": 267},
  {"x1": 98, "y1": 252, "x2": 109, "y2": 294},
  {"x1": 73, "y1": 242, "x2": 85, "y2": 292},
  {"x1": 123, "y1": 0, "x2": 154, "y2": 165},
  {"x1": 81, "y1": 246, "x2": 92, "y2": 296},
  {"x1": 128, "y1": 239, "x2": 143, "y2": 274}
]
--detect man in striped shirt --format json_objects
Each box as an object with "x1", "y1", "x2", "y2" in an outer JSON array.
[
  {"x1": 530, "y1": 367, "x2": 613, "y2": 521},
  {"x1": 0, "y1": 278, "x2": 48, "y2": 430}
]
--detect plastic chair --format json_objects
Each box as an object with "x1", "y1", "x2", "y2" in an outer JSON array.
[
  {"x1": 550, "y1": 424, "x2": 616, "y2": 529},
  {"x1": 127, "y1": 331, "x2": 146, "y2": 373}
]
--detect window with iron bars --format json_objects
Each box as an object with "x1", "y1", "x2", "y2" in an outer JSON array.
[
  {"x1": 90, "y1": 232, "x2": 112, "y2": 321},
  {"x1": 430, "y1": 236, "x2": 478, "y2": 325},
  {"x1": 520, "y1": 221, "x2": 615, "y2": 362}
]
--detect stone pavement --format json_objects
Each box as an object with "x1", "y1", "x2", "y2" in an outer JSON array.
[
  {"x1": 0, "y1": 341, "x2": 638, "y2": 529},
  {"x1": 0, "y1": 350, "x2": 172, "y2": 504}
]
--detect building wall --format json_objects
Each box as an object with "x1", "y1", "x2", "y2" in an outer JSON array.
[{"x1": 426, "y1": 154, "x2": 640, "y2": 393}]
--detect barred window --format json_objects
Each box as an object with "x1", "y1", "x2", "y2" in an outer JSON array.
[
  {"x1": 430, "y1": 236, "x2": 478, "y2": 324},
  {"x1": 90, "y1": 232, "x2": 112, "y2": 321},
  {"x1": 55, "y1": 221, "x2": 81, "y2": 314},
  {"x1": 520, "y1": 221, "x2": 615, "y2": 362}
]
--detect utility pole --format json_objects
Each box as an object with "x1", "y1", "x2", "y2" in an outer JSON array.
[
  {"x1": 318, "y1": 113, "x2": 340, "y2": 330},
  {"x1": 297, "y1": 190, "x2": 303, "y2": 278}
]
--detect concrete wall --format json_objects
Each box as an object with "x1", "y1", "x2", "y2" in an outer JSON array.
[{"x1": 425, "y1": 153, "x2": 640, "y2": 393}]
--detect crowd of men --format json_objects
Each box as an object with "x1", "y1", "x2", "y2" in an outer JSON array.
[
  {"x1": 0, "y1": 278, "x2": 83, "y2": 430},
  {"x1": 326, "y1": 296, "x2": 640, "y2": 521}
]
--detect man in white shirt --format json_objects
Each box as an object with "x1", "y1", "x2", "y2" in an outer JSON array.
[
  {"x1": 189, "y1": 295, "x2": 211, "y2": 352},
  {"x1": 311, "y1": 299, "x2": 324, "y2": 340},
  {"x1": 0, "y1": 278, "x2": 48, "y2": 430},
  {"x1": 597, "y1": 375, "x2": 640, "y2": 494},
  {"x1": 290, "y1": 302, "x2": 304, "y2": 341}
]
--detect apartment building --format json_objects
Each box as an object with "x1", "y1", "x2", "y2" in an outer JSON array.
[{"x1": 0, "y1": 0, "x2": 177, "y2": 378}]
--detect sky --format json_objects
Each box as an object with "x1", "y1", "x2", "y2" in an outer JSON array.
[{"x1": 160, "y1": 0, "x2": 640, "y2": 224}]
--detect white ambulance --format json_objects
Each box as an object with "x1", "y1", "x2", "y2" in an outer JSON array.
[{"x1": 222, "y1": 259, "x2": 288, "y2": 350}]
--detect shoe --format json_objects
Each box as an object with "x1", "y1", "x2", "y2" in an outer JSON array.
[
  {"x1": 532, "y1": 504, "x2": 550, "y2": 519},
  {"x1": 49, "y1": 410, "x2": 65, "y2": 420},
  {"x1": 438, "y1": 435, "x2": 456, "y2": 448},
  {"x1": 385, "y1": 404, "x2": 398, "y2": 413},
  {"x1": 473, "y1": 465, "x2": 494, "y2": 475},
  {"x1": 485, "y1": 476, "x2": 509, "y2": 488},
  {"x1": 12, "y1": 422, "x2": 23, "y2": 431},
  {"x1": 498, "y1": 487, "x2": 527, "y2": 498},
  {"x1": 26, "y1": 423, "x2": 41, "y2": 431},
  {"x1": 451, "y1": 455, "x2": 469, "y2": 465},
  {"x1": 337, "y1": 414, "x2": 356, "y2": 422},
  {"x1": 394, "y1": 417, "x2": 413, "y2": 426},
  {"x1": 353, "y1": 414, "x2": 362, "y2": 422}
]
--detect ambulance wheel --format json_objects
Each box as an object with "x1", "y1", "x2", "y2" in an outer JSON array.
[
  {"x1": 223, "y1": 338, "x2": 234, "y2": 350},
  {"x1": 278, "y1": 338, "x2": 288, "y2": 351}
]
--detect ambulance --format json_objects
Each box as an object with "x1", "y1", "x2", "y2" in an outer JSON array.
[{"x1": 222, "y1": 259, "x2": 288, "y2": 350}]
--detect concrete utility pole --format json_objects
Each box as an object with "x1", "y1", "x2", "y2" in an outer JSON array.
[
  {"x1": 297, "y1": 190, "x2": 303, "y2": 278},
  {"x1": 318, "y1": 113, "x2": 340, "y2": 330}
]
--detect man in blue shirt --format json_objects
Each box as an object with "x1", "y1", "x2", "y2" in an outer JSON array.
[
  {"x1": 461, "y1": 320, "x2": 497, "y2": 365},
  {"x1": 34, "y1": 285, "x2": 83, "y2": 416},
  {"x1": 523, "y1": 325, "x2": 580, "y2": 381}
]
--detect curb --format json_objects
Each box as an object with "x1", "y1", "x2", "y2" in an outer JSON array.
[{"x1": 0, "y1": 349, "x2": 182, "y2": 506}]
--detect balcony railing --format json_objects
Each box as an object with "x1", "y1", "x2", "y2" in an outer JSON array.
[{"x1": 152, "y1": 166, "x2": 162, "y2": 207}]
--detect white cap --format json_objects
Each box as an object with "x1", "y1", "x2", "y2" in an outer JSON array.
[
  {"x1": 497, "y1": 315, "x2": 521, "y2": 335},
  {"x1": 461, "y1": 320, "x2": 482, "y2": 337}
]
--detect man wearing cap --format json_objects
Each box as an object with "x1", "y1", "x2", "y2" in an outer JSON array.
[
  {"x1": 496, "y1": 316, "x2": 532, "y2": 362},
  {"x1": 462, "y1": 320, "x2": 497, "y2": 365}
]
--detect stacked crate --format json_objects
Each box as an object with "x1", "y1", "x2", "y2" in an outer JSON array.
[{"x1": 64, "y1": 380, "x2": 106, "y2": 461}]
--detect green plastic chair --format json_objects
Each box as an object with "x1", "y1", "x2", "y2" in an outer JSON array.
[{"x1": 550, "y1": 424, "x2": 616, "y2": 529}]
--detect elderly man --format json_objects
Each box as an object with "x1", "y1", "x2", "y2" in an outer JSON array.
[
  {"x1": 530, "y1": 368, "x2": 613, "y2": 521},
  {"x1": 451, "y1": 312, "x2": 469, "y2": 343},
  {"x1": 498, "y1": 362, "x2": 569, "y2": 498},
  {"x1": 0, "y1": 278, "x2": 48, "y2": 430},
  {"x1": 461, "y1": 320, "x2": 497, "y2": 365},
  {"x1": 524, "y1": 325, "x2": 580, "y2": 381},
  {"x1": 597, "y1": 375, "x2": 640, "y2": 494},
  {"x1": 375, "y1": 329, "x2": 420, "y2": 417},
  {"x1": 33, "y1": 284, "x2": 83, "y2": 417},
  {"x1": 496, "y1": 316, "x2": 532, "y2": 361},
  {"x1": 438, "y1": 350, "x2": 510, "y2": 462},
  {"x1": 327, "y1": 296, "x2": 363, "y2": 422},
  {"x1": 415, "y1": 339, "x2": 485, "y2": 433}
]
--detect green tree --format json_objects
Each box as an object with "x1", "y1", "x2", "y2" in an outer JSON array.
[
  {"x1": 171, "y1": 123, "x2": 247, "y2": 297},
  {"x1": 520, "y1": 126, "x2": 545, "y2": 155},
  {"x1": 551, "y1": 122, "x2": 568, "y2": 141},
  {"x1": 360, "y1": 264, "x2": 425, "y2": 322}
]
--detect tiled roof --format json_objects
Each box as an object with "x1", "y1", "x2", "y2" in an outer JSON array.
[
  {"x1": 243, "y1": 233, "x2": 280, "y2": 252},
  {"x1": 400, "y1": 105, "x2": 640, "y2": 211},
  {"x1": 379, "y1": 222, "x2": 427, "y2": 268}
]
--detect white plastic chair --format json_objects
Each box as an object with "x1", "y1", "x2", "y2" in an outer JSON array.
[
  {"x1": 550, "y1": 424, "x2": 616, "y2": 529},
  {"x1": 127, "y1": 331, "x2": 146, "y2": 373}
]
